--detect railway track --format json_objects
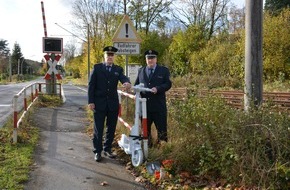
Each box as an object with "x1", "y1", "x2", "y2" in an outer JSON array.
[{"x1": 167, "y1": 88, "x2": 290, "y2": 110}]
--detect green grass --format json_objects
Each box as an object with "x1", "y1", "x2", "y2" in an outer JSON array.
[
  {"x1": 0, "y1": 94, "x2": 62, "y2": 189},
  {"x1": 0, "y1": 112, "x2": 39, "y2": 189}
]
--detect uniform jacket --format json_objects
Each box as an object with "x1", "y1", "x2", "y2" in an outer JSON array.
[
  {"x1": 134, "y1": 64, "x2": 172, "y2": 112},
  {"x1": 88, "y1": 63, "x2": 130, "y2": 111}
]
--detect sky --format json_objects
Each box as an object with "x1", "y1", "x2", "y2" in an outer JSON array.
[
  {"x1": 0, "y1": 0, "x2": 74, "y2": 62},
  {"x1": 0, "y1": 0, "x2": 246, "y2": 62}
]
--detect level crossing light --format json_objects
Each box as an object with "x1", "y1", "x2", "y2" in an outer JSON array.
[{"x1": 55, "y1": 23, "x2": 90, "y2": 81}]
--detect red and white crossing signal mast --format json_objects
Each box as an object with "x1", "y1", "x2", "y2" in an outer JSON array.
[
  {"x1": 41, "y1": 1, "x2": 63, "y2": 81},
  {"x1": 41, "y1": 1, "x2": 63, "y2": 96}
]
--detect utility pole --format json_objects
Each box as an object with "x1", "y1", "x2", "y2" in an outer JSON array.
[
  {"x1": 18, "y1": 59, "x2": 20, "y2": 76},
  {"x1": 21, "y1": 58, "x2": 23, "y2": 75},
  {"x1": 244, "y1": 0, "x2": 263, "y2": 112},
  {"x1": 18, "y1": 57, "x2": 24, "y2": 76},
  {"x1": 87, "y1": 24, "x2": 90, "y2": 82},
  {"x1": 9, "y1": 55, "x2": 12, "y2": 82}
]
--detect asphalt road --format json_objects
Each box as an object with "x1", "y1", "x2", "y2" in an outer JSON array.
[
  {"x1": 0, "y1": 78, "x2": 43, "y2": 128},
  {"x1": 23, "y1": 83, "x2": 146, "y2": 190}
]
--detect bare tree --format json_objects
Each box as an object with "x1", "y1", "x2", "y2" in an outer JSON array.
[
  {"x1": 62, "y1": 42, "x2": 77, "y2": 65},
  {"x1": 65, "y1": 42, "x2": 77, "y2": 60},
  {"x1": 172, "y1": 0, "x2": 230, "y2": 39},
  {"x1": 127, "y1": 0, "x2": 172, "y2": 34},
  {"x1": 71, "y1": 0, "x2": 122, "y2": 61},
  {"x1": 71, "y1": 0, "x2": 173, "y2": 41},
  {"x1": 208, "y1": 0, "x2": 229, "y2": 39},
  {"x1": 227, "y1": 5, "x2": 245, "y2": 34},
  {"x1": 127, "y1": 0, "x2": 145, "y2": 30}
]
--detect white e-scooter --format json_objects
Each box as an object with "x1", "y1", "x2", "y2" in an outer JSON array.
[{"x1": 118, "y1": 83, "x2": 153, "y2": 167}]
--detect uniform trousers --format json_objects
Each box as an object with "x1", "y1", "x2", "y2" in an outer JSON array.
[
  {"x1": 147, "y1": 110, "x2": 168, "y2": 143},
  {"x1": 92, "y1": 108, "x2": 118, "y2": 153}
]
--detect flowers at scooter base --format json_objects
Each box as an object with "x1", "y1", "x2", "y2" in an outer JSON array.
[
  {"x1": 162, "y1": 159, "x2": 174, "y2": 171},
  {"x1": 152, "y1": 159, "x2": 176, "y2": 180}
]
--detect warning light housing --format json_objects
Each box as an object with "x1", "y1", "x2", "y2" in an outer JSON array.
[{"x1": 43, "y1": 37, "x2": 63, "y2": 54}]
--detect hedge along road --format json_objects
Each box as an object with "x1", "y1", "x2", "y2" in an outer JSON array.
[{"x1": 24, "y1": 83, "x2": 145, "y2": 190}]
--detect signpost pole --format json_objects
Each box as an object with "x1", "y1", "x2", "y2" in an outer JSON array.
[
  {"x1": 112, "y1": 14, "x2": 143, "y2": 116},
  {"x1": 51, "y1": 53, "x2": 56, "y2": 94},
  {"x1": 125, "y1": 55, "x2": 128, "y2": 77},
  {"x1": 125, "y1": 54, "x2": 129, "y2": 113}
]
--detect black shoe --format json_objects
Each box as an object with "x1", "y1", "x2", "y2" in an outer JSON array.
[
  {"x1": 94, "y1": 153, "x2": 102, "y2": 162},
  {"x1": 104, "y1": 151, "x2": 117, "y2": 159}
]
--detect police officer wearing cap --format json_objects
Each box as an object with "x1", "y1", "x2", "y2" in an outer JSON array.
[
  {"x1": 134, "y1": 49, "x2": 172, "y2": 147},
  {"x1": 88, "y1": 46, "x2": 131, "y2": 162}
]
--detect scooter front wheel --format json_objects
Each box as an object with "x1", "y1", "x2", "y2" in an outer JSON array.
[{"x1": 131, "y1": 149, "x2": 143, "y2": 167}]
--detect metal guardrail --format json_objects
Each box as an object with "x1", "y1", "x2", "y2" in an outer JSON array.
[{"x1": 12, "y1": 82, "x2": 62, "y2": 143}]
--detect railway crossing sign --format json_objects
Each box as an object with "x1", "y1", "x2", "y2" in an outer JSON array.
[{"x1": 43, "y1": 54, "x2": 62, "y2": 80}]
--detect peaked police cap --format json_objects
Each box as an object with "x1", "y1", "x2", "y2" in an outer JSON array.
[
  {"x1": 144, "y1": 49, "x2": 158, "y2": 58},
  {"x1": 103, "y1": 46, "x2": 118, "y2": 54}
]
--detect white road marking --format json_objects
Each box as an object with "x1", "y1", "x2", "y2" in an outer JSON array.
[
  {"x1": 74, "y1": 85, "x2": 87, "y2": 92},
  {"x1": 0, "y1": 104, "x2": 11, "y2": 107},
  {"x1": 61, "y1": 84, "x2": 87, "y2": 103}
]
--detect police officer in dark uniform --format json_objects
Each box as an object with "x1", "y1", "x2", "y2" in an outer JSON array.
[
  {"x1": 134, "y1": 49, "x2": 172, "y2": 146},
  {"x1": 88, "y1": 46, "x2": 131, "y2": 162}
]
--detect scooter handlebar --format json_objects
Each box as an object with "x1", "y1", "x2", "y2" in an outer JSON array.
[{"x1": 132, "y1": 84, "x2": 153, "y2": 93}]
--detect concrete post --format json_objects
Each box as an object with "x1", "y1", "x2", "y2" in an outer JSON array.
[
  {"x1": 9, "y1": 55, "x2": 12, "y2": 82},
  {"x1": 244, "y1": 0, "x2": 263, "y2": 111},
  {"x1": 18, "y1": 59, "x2": 20, "y2": 75}
]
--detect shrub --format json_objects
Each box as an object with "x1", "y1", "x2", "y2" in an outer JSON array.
[{"x1": 156, "y1": 92, "x2": 290, "y2": 189}]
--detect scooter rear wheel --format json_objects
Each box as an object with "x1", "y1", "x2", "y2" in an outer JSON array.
[{"x1": 131, "y1": 149, "x2": 143, "y2": 167}]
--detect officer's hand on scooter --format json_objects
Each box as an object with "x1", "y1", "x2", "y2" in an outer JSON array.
[
  {"x1": 123, "y1": 82, "x2": 131, "y2": 90},
  {"x1": 151, "y1": 87, "x2": 157, "y2": 94}
]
